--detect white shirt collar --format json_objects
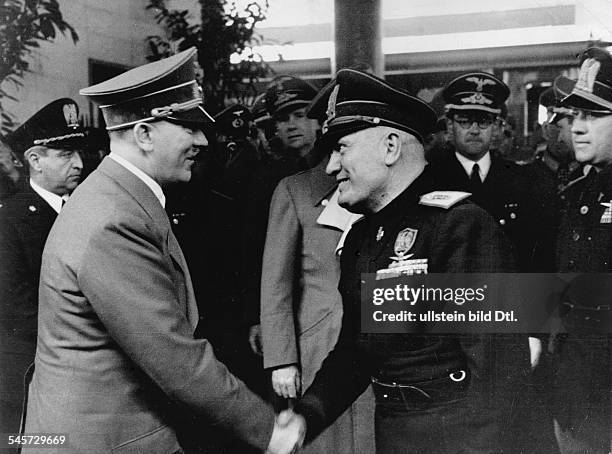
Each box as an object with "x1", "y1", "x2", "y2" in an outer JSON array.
[
  {"x1": 108, "y1": 153, "x2": 166, "y2": 208},
  {"x1": 30, "y1": 179, "x2": 66, "y2": 214},
  {"x1": 455, "y1": 151, "x2": 491, "y2": 181}
]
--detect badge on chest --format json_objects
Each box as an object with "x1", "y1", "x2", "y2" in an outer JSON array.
[{"x1": 376, "y1": 227, "x2": 428, "y2": 279}]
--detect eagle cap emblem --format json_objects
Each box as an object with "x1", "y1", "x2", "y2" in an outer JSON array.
[
  {"x1": 62, "y1": 103, "x2": 79, "y2": 128},
  {"x1": 466, "y1": 76, "x2": 496, "y2": 92},
  {"x1": 575, "y1": 58, "x2": 601, "y2": 93}
]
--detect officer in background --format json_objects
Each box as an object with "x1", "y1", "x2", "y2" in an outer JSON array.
[
  {"x1": 211, "y1": 103, "x2": 259, "y2": 202},
  {"x1": 534, "y1": 80, "x2": 579, "y2": 192},
  {"x1": 292, "y1": 69, "x2": 529, "y2": 453},
  {"x1": 552, "y1": 47, "x2": 612, "y2": 454},
  {"x1": 0, "y1": 99, "x2": 84, "y2": 444},
  {"x1": 243, "y1": 76, "x2": 322, "y2": 358},
  {"x1": 430, "y1": 72, "x2": 556, "y2": 271}
]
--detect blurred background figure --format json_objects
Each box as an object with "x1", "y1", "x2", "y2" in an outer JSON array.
[
  {"x1": 0, "y1": 136, "x2": 25, "y2": 204},
  {"x1": 0, "y1": 98, "x2": 84, "y2": 448},
  {"x1": 533, "y1": 78, "x2": 579, "y2": 192},
  {"x1": 241, "y1": 75, "x2": 321, "y2": 361}
]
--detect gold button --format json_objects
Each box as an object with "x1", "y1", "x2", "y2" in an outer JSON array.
[
  {"x1": 499, "y1": 219, "x2": 506, "y2": 226},
  {"x1": 510, "y1": 213, "x2": 516, "y2": 219},
  {"x1": 172, "y1": 218, "x2": 179, "y2": 225},
  {"x1": 580, "y1": 206, "x2": 589, "y2": 215},
  {"x1": 321, "y1": 199, "x2": 328, "y2": 206}
]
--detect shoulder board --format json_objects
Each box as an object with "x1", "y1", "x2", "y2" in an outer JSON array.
[{"x1": 419, "y1": 191, "x2": 471, "y2": 209}]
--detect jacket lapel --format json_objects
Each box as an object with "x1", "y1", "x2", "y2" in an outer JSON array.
[{"x1": 98, "y1": 157, "x2": 199, "y2": 329}]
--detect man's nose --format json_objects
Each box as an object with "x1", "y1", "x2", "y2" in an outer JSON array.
[
  {"x1": 193, "y1": 129, "x2": 209, "y2": 147},
  {"x1": 72, "y1": 151, "x2": 84, "y2": 170},
  {"x1": 468, "y1": 121, "x2": 481, "y2": 133},
  {"x1": 326, "y1": 151, "x2": 341, "y2": 175}
]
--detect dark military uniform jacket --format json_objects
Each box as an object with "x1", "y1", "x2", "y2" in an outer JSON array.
[
  {"x1": 552, "y1": 165, "x2": 611, "y2": 444},
  {"x1": 296, "y1": 167, "x2": 530, "y2": 439},
  {"x1": 430, "y1": 151, "x2": 556, "y2": 271},
  {"x1": 0, "y1": 184, "x2": 58, "y2": 351},
  {"x1": 0, "y1": 184, "x2": 57, "y2": 436}
]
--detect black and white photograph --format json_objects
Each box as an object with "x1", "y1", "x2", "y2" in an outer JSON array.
[{"x1": 0, "y1": 0, "x2": 611, "y2": 453}]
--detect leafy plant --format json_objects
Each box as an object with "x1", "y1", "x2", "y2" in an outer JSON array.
[
  {"x1": 0, "y1": 0, "x2": 78, "y2": 134},
  {"x1": 146, "y1": 0, "x2": 271, "y2": 113}
]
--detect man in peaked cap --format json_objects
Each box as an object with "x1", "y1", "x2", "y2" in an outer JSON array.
[
  {"x1": 0, "y1": 98, "x2": 84, "y2": 446},
  {"x1": 532, "y1": 80, "x2": 578, "y2": 192},
  {"x1": 288, "y1": 69, "x2": 528, "y2": 453},
  {"x1": 258, "y1": 71, "x2": 375, "y2": 452},
  {"x1": 431, "y1": 72, "x2": 556, "y2": 272},
  {"x1": 21, "y1": 49, "x2": 304, "y2": 454},
  {"x1": 550, "y1": 47, "x2": 612, "y2": 454},
  {"x1": 265, "y1": 75, "x2": 322, "y2": 165}
]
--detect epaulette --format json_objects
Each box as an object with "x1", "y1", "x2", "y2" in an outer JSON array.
[{"x1": 419, "y1": 191, "x2": 471, "y2": 209}]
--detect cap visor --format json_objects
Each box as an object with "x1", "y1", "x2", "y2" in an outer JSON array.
[
  {"x1": 561, "y1": 92, "x2": 608, "y2": 111},
  {"x1": 167, "y1": 105, "x2": 215, "y2": 127},
  {"x1": 316, "y1": 122, "x2": 374, "y2": 153}
]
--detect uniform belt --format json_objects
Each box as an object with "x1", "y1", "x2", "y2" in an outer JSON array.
[{"x1": 371, "y1": 369, "x2": 469, "y2": 409}]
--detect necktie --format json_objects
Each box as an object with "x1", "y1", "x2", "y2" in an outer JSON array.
[{"x1": 470, "y1": 163, "x2": 482, "y2": 191}]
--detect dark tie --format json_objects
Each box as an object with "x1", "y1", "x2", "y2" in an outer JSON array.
[{"x1": 470, "y1": 163, "x2": 482, "y2": 191}]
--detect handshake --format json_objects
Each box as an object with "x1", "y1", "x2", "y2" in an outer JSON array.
[{"x1": 266, "y1": 409, "x2": 306, "y2": 454}]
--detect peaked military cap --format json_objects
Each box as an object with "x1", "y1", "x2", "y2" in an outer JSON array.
[
  {"x1": 251, "y1": 93, "x2": 270, "y2": 126},
  {"x1": 560, "y1": 47, "x2": 612, "y2": 112},
  {"x1": 539, "y1": 77, "x2": 575, "y2": 123},
  {"x1": 306, "y1": 68, "x2": 437, "y2": 147},
  {"x1": 6, "y1": 98, "x2": 85, "y2": 155},
  {"x1": 265, "y1": 75, "x2": 318, "y2": 117},
  {"x1": 443, "y1": 72, "x2": 509, "y2": 115},
  {"x1": 80, "y1": 48, "x2": 213, "y2": 131},
  {"x1": 214, "y1": 104, "x2": 251, "y2": 136}
]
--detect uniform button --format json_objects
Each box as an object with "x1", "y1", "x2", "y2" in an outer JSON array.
[
  {"x1": 172, "y1": 218, "x2": 179, "y2": 225},
  {"x1": 321, "y1": 199, "x2": 328, "y2": 206},
  {"x1": 560, "y1": 195, "x2": 566, "y2": 201},
  {"x1": 510, "y1": 213, "x2": 516, "y2": 220},
  {"x1": 568, "y1": 260, "x2": 576, "y2": 270},
  {"x1": 499, "y1": 219, "x2": 506, "y2": 226},
  {"x1": 587, "y1": 236, "x2": 592, "y2": 241},
  {"x1": 572, "y1": 232, "x2": 580, "y2": 241},
  {"x1": 580, "y1": 206, "x2": 589, "y2": 214}
]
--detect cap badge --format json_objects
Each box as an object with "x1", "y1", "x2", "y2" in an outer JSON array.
[
  {"x1": 575, "y1": 58, "x2": 600, "y2": 93},
  {"x1": 460, "y1": 93, "x2": 492, "y2": 105},
  {"x1": 62, "y1": 103, "x2": 79, "y2": 128},
  {"x1": 276, "y1": 92, "x2": 297, "y2": 106},
  {"x1": 466, "y1": 77, "x2": 495, "y2": 92},
  {"x1": 232, "y1": 118, "x2": 244, "y2": 128},
  {"x1": 390, "y1": 227, "x2": 417, "y2": 261},
  {"x1": 322, "y1": 84, "x2": 340, "y2": 133}
]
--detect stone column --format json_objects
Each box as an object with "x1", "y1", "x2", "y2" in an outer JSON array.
[{"x1": 334, "y1": 0, "x2": 383, "y2": 77}]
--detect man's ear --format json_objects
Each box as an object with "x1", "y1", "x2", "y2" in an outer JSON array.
[
  {"x1": 132, "y1": 122, "x2": 155, "y2": 152},
  {"x1": 445, "y1": 117, "x2": 455, "y2": 144},
  {"x1": 383, "y1": 132, "x2": 402, "y2": 166},
  {"x1": 24, "y1": 147, "x2": 44, "y2": 173}
]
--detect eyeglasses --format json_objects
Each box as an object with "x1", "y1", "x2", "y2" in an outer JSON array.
[{"x1": 453, "y1": 115, "x2": 496, "y2": 130}]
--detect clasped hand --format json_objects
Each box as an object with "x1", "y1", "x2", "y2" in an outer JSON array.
[{"x1": 266, "y1": 409, "x2": 306, "y2": 454}]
